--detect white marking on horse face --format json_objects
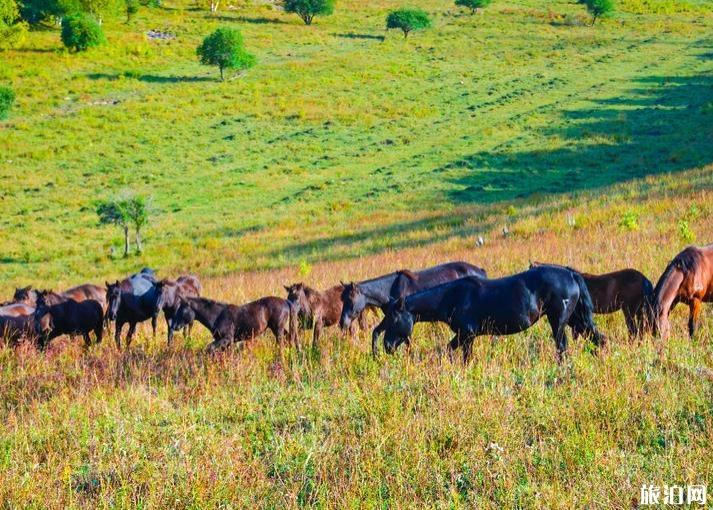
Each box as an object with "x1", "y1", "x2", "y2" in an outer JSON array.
[{"x1": 562, "y1": 298, "x2": 570, "y2": 309}]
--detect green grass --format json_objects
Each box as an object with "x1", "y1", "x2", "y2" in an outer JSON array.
[{"x1": 0, "y1": 0, "x2": 711, "y2": 289}]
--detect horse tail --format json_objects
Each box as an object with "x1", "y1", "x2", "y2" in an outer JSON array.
[
  {"x1": 641, "y1": 276, "x2": 656, "y2": 334},
  {"x1": 569, "y1": 270, "x2": 606, "y2": 347}
]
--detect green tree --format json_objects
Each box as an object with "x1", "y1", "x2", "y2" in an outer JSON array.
[
  {"x1": 282, "y1": 0, "x2": 334, "y2": 25},
  {"x1": 455, "y1": 0, "x2": 491, "y2": 14},
  {"x1": 18, "y1": 0, "x2": 77, "y2": 24},
  {"x1": 197, "y1": 28, "x2": 255, "y2": 81},
  {"x1": 584, "y1": 0, "x2": 614, "y2": 24},
  {"x1": 0, "y1": 0, "x2": 19, "y2": 24},
  {"x1": 124, "y1": 0, "x2": 137, "y2": 22},
  {"x1": 97, "y1": 199, "x2": 131, "y2": 256},
  {"x1": 61, "y1": 13, "x2": 105, "y2": 51},
  {"x1": 0, "y1": 86, "x2": 14, "y2": 120},
  {"x1": 386, "y1": 8, "x2": 431, "y2": 38},
  {"x1": 125, "y1": 195, "x2": 149, "y2": 253}
]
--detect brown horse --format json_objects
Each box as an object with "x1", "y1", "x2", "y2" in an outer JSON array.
[
  {"x1": 205, "y1": 297, "x2": 299, "y2": 353},
  {"x1": 285, "y1": 283, "x2": 369, "y2": 349},
  {"x1": 155, "y1": 275, "x2": 202, "y2": 344},
  {"x1": 0, "y1": 315, "x2": 35, "y2": 345},
  {"x1": 654, "y1": 244, "x2": 713, "y2": 340},
  {"x1": 0, "y1": 302, "x2": 35, "y2": 317},
  {"x1": 531, "y1": 262, "x2": 655, "y2": 338},
  {"x1": 13, "y1": 284, "x2": 107, "y2": 311}
]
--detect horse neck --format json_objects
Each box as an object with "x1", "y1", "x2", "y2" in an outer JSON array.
[
  {"x1": 653, "y1": 263, "x2": 684, "y2": 317},
  {"x1": 189, "y1": 298, "x2": 224, "y2": 328},
  {"x1": 406, "y1": 284, "x2": 456, "y2": 324},
  {"x1": 360, "y1": 273, "x2": 399, "y2": 305}
]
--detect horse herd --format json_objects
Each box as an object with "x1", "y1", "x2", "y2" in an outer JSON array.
[{"x1": 0, "y1": 244, "x2": 711, "y2": 362}]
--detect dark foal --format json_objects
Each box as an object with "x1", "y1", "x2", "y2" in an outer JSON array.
[
  {"x1": 156, "y1": 275, "x2": 202, "y2": 344},
  {"x1": 33, "y1": 295, "x2": 103, "y2": 350},
  {"x1": 531, "y1": 262, "x2": 655, "y2": 338},
  {"x1": 203, "y1": 297, "x2": 298, "y2": 352},
  {"x1": 379, "y1": 266, "x2": 605, "y2": 363},
  {"x1": 168, "y1": 296, "x2": 228, "y2": 340},
  {"x1": 285, "y1": 283, "x2": 369, "y2": 349},
  {"x1": 654, "y1": 244, "x2": 713, "y2": 340}
]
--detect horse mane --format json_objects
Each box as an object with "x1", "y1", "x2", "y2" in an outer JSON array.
[
  {"x1": 396, "y1": 269, "x2": 418, "y2": 281},
  {"x1": 652, "y1": 247, "x2": 702, "y2": 308}
]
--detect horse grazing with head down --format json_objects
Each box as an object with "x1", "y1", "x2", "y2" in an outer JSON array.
[
  {"x1": 530, "y1": 262, "x2": 655, "y2": 338},
  {"x1": 379, "y1": 265, "x2": 605, "y2": 363},
  {"x1": 654, "y1": 244, "x2": 713, "y2": 340},
  {"x1": 155, "y1": 275, "x2": 202, "y2": 344}
]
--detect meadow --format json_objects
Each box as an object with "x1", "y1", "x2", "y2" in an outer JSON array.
[{"x1": 1, "y1": 0, "x2": 713, "y2": 507}]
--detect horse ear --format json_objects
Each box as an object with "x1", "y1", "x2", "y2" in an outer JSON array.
[{"x1": 284, "y1": 285, "x2": 291, "y2": 292}]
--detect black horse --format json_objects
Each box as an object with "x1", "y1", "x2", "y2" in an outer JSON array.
[
  {"x1": 106, "y1": 277, "x2": 165, "y2": 349},
  {"x1": 34, "y1": 295, "x2": 104, "y2": 350},
  {"x1": 379, "y1": 266, "x2": 605, "y2": 363},
  {"x1": 168, "y1": 297, "x2": 228, "y2": 340},
  {"x1": 339, "y1": 261, "x2": 487, "y2": 353}
]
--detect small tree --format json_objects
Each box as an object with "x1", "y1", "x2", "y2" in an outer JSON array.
[
  {"x1": 61, "y1": 13, "x2": 105, "y2": 51},
  {"x1": 0, "y1": 86, "x2": 14, "y2": 120},
  {"x1": 455, "y1": 0, "x2": 491, "y2": 14},
  {"x1": 97, "y1": 200, "x2": 131, "y2": 257},
  {"x1": 125, "y1": 0, "x2": 138, "y2": 22},
  {"x1": 584, "y1": 0, "x2": 614, "y2": 25},
  {"x1": 282, "y1": 0, "x2": 333, "y2": 25},
  {"x1": 197, "y1": 28, "x2": 255, "y2": 81},
  {"x1": 125, "y1": 195, "x2": 149, "y2": 253},
  {"x1": 386, "y1": 8, "x2": 431, "y2": 38}
]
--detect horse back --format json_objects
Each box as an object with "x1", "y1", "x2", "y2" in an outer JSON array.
[
  {"x1": 0, "y1": 303, "x2": 35, "y2": 317},
  {"x1": 63, "y1": 284, "x2": 106, "y2": 308}
]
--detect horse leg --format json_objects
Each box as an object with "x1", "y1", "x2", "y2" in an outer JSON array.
[
  {"x1": 83, "y1": 332, "x2": 92, "y2": 348},
  {"x1": 447, "y1": 333, "x2": 462, "y2": 363},
  {"x1": 114, "y1": 320, "x2": 124, "y2": 350},
  {"x1": 461, "y1": 332, "x2": 476, "y2": 365},
  {"x1": 165, "y1": 314, "x2": 173, "y2": 346},
  {"x1": 371, "y1": 319, "x2": 386, "y2": 359},
  {"x1": 95, "y1": 323, "x2": 103, "y2": 344},
  {"x1": 126, "y1": 322, "x2": 137, "y2": 348},
  {"x1": 151, "y1": 315, "x2": 157, "y2": 338},
  {"x1": 623, "y1": 307, "x2": 638, "y2": 339},
  {"x1": 548, "y1": 301, "x2": 574, "y2": 363},
  {"x1": 689, "y1": 299, "x2": 702, "y2": 339},
  {"x1": 312, "y1": 319, "x2": 323, "y2": 352}
]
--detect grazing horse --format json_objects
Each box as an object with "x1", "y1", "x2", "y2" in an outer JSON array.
[
  {"x1": 285, "y1": 283, "x2": 370, "y2": 349},
  {"x1": 106, "y1": 277, "x2": 164, "y2": 349},
  {"x1": 531, "y1": 262, "x2": 655, "y2": 338},
  {"x1": 209, "y1": 297, "x2": 298, "y2": 353},
  {"x1": 654, "y1": 244, "x2": 713, "y2": 340},
  {"x1": 339, "y1": 261, "x2": 487, "y2": 335},
  {"x1": 155, "y1": 275, "x2": 202, "y2": 344},
  {"x1": 33, "y1": 295, "x2": 104, "y2": 350},
  {"x1": 340, "y1": 262, "x2": 487, "y2": 357},
  {"x1": 379, "y1": 266, "x2": 605, "y2": 363},
  {"x1": 13, "y1": 284, "x2": 107, "y2": 311},
  {"x1": 168, "y1": 296, "x2": 228, "y2": 340}
]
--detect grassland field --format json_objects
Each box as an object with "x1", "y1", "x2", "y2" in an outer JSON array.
[{"x1": 1, "y1": 0, "x2": 713, "y2": 507}]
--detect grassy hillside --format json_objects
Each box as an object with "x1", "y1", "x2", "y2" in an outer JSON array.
[{"x1": 1, "y1": 0, "x2": 711, "y2": 289}]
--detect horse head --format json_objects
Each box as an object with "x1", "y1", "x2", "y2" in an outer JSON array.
[
  {"x1": 105, "y1": 281, "x2": 122, "y2": 321},
  {"x1": 339, "y1": 281, "x2": 364, "y2": 330},
  {"x1": 382, "y1": 297, "x2": 413, "y2": 355}
]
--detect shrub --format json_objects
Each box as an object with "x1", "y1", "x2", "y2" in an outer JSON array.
[
  {"x1": 619, "y1": 210, "x2": 639, "y2": 231},
  {"x1": 455, "y1": 0, "x2": 492, "y2": 14},
  {"x1": 197, "y1": 27, "x2": 255, "y2": 81},
  {"x1": 678, "y1": 220, "x2": 695, "y2": 244},
  {"x1": 18, "y1": 0, "x2": 77, "y2": 24},
  {"x1": 0, "y1": 0, "x2": 19, "y2": 24},
  {"x1": 584, "y1": 0, "x2": 614, "y2": 24},
  {"x1": 282, "y1": 0, "x2": 334, "y2": 25},
  {"x1": 125, "y1": 0, "x2": 137, "y2": 21},
  {"x1": 386, "y1": 8, "x2": 431, "y2": 38},
  {"x1": 0, "y1": 86, "x2": 14, "y2": 120},
  {"x1": 61, "y1": 13, "x2": 105, "y2": 51}
]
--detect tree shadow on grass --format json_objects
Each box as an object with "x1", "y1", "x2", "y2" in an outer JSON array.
[
  {"x1": 331, "y1": 32, "x2": 385, "y2": 41},
  {"x1": 86, "y1": 72, "x2": 215, "y2": 83},
  {"x1": 442, "y1": 73, "x2": 713, "y2": 204}
]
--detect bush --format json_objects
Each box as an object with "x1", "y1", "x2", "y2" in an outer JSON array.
[
  {"x1": 619, "y1": 210, "x2": 639, "y2": 231},
  {"x1": 197, "y1": 28, "x2": 255, "y2": 81},
  {"x1": 282, "y1": 0, "x2": 333, "y2": 25},
  {"x1": 0, "y1": 86, "x2": 14, "y2": 120},
  {"x1": 584, "y1": 0, "x2": 614, "y2": 24},
  {"x1": 455, "y1": 0, "x2": 492, "y2": 14},
  {"x1": 18, "y1": 0, "x2": 77, "y2": 24},
  {"x1": 61, "y1": 13, "x2": 105, "y2": 51},
  {"x1": 386, "y1": 8, "x2": 431, "y2": 38},
  {"x1": 125, "y1": 0, "x2": 137, "y2": 21}
]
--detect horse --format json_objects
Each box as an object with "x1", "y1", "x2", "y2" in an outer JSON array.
[
  {"x1": 106, "y1": 275, "x2": 164, "y2": 349},
  {"x1": 172, "y1": 296, "x2": 298, "y2": 353},
  {"x1": 13, "y1": 284, "x2": 107, "y2": 311},
  {"x1": 155, "y1": 275, "x2": 202, "y2": 344},
  {"x1": 33, "y1": 294, "x2": 104, "y2": 350},
  {"x1": 0, "y1": 302, "x2": 35, "y2": 318},
  {"x1": 340, "y1": 261, "x2": 488, "y2": 357},
  {"x1": 654, "y1": 244, "x2": 713, "y2": 340},
  {"x1": 0, "y1": 315, "x2": 35, "y2": 345},
  {"x1": 285, "y1": 283, "x2": 371, "y2": 349},
  {"x1": 339, "y1": 261, "x2": 487, "y2": 332},
  {"x1": 379, "y1": 266, "x2": 605, "y2": 363},
  {"x1": 530, "y1": 262, "x2": 655, "y2": 338},
  {"x1": 168, "y1": 296, "x2": 228, "y2": 340}
]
